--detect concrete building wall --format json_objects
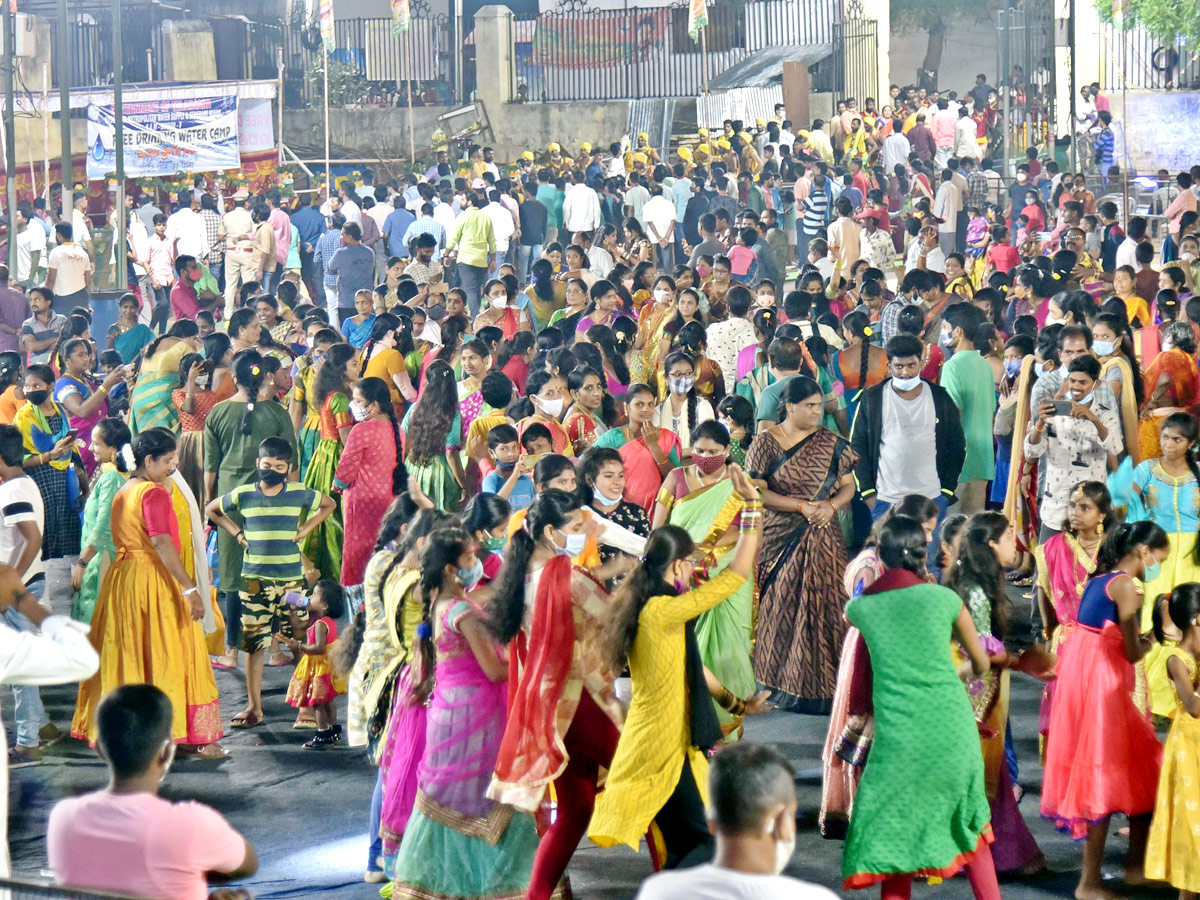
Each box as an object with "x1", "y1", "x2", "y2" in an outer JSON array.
[{"x1": 889, "y1": 24, "x2": 998, "y2": 95}]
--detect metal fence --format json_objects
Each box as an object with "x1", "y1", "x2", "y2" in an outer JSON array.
[
  {"x1": 1100, "y1": 24, "x2": 1200, "y2": 90},
  {"x1": 48, "y1": 15, "x2": 163, "y2": 87},
  {"x1": 996, "y1": 6, "x2": 1056, "y2": 166},
  {"x1": 516, "y1": 0, "x2": 839, "y2": 102},
  {"x1": 820, "y1": 18, "x2": 878, "y2": 101},
  {"x1": 283, "y1": 16, "x2": 455, "y2": 109}
]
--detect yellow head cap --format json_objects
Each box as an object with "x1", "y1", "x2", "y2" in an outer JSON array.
[
  {"x1": 580, "y1": 141, "x2": 592, "y2": 153},
  {"x1": 677, "y1": 146, "x2": 693, "y2": 162},
  {"x1": 698, "y1": 127, "x2": 709, "y2": 138},
  {"x1": 755, "y1": 118, "x2": 765, "y2": 129},
  {"x1": 548, "y1": 142, "x2": 561, "y2": 153},
  {"x1": 521, "y1": 151, "x2": 535, "y2": 161},
  {"x1": 637, "y1": 132, "x2": 649, "y2": 142},
  {"x1": 717, "y1": 137, "x2": 731, "y2": 150},
  {"x1": 696, "y1": 144, "x2": 711, "y2": 156}
]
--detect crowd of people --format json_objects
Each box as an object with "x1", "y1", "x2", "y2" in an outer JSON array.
[{"x1": 0, "y1": 72, "x2": 1199, "y2": 900}]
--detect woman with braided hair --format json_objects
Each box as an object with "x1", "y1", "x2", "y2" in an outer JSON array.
[{"x1": 390, "y1": 526, "x2": 543, "y2": 900}]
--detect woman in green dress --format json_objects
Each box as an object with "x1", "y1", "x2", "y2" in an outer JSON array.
[
  {"x1": 401, "y1": 359, "x2": 465, "y2": 512},
  {"x1": 203, "y1": 350, "x2": 297, "y2": 667},
  {"x1": 129, "y1": 320, "x2": 201, "y2": 434},
  {"x1": 651, "y1": 419, "x2": 755, "y2": 739},
  {"x1": 70, "y1": 417, "x2": 130, "y2": 623},
  {"x1": 842, "y1": 514, "x2": 1001, "y2": 900},
  {"x1": 301, "y1": 342, "x2": 357, "y2": 581}
]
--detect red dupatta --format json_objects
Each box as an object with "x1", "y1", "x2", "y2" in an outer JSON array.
[{"x1": 492, "y1": 554, "x2": 577, "y2": 806}]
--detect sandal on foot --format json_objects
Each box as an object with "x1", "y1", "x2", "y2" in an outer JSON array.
[{"x1": 230, "y1": 712, "x2": 263, "y2": 729}]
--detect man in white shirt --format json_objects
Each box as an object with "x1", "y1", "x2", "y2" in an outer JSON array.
[
  {"x1": 562, "y1": 169, "x2": 602, "y2": 235},
  {"x1": 221, "y1": 191, "x2": 256, "y2": 317},
  {"x1": 635, "y1": 742, "x2": 835, "y2": 900},
  {"x1": 643, "y1": 185, "x2": 677, "y2": 272},
  {"x1": 44, "y1": 223, "x2": 93, "y2": 314},
  {"x1": 14, "y1": 206, "x2": 46, "y2": 287},
  {"x1": 483, "y1": 191, "x2": 516, "y2": 260},
  {"x1": 0, "y1": 425, "x2": 52, "y2": 766},
  {"x1": 881, "y1": 127, "x2": 911, "y2": 174},
  {"x1": 1116, "y1": 216, "x2": 1147, "y2": 269},
  {"x1": 826, "y1": 197, "x2": 862, "y2": 273},
  {"x1": 70, "y1": 192, "x2": 93, "y2": 258},
  {"x1": 954, "y1": 107, "x2": 980, "y2": 160},
  {"x1": 322, "y1": 181, "x2": 362, "y2": 227},
  {"x1": 932, "y1": 169, "x2": 962, "y2": 256},
  {"x1": 624, "y1": 174, "x2": 651, "y2": 232},
  {"x1": 165, "y1": 199, "x2": 210, "y2": 262}
]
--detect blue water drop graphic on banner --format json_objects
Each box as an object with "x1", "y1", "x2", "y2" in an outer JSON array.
[{"x1": 91, "y1": 134, "x2": 106, "y2": 163}]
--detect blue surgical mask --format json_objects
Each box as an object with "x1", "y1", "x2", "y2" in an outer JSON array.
[
  {"x1": 555, "y1": 529, "x2": 587, "y2": 557},
  {"x1": 593, "y1": 488, "x2": 618, "y2": 507},
  {"x1": 1092, "y1": 339, "x2": 1115, "y2": 357},
  {"x1": 1003, "y1": 359, "x2": 1022, "y2": 378},
  {"x1": 1144, "y1": 559, "x2": 1162, "y2": 583},
  {"x1": 1077, "y1": 391, "x2": 1094, "y2": 405},
  {"x1": 458, "y1": 559, "x2": 484, "y2": 590}
]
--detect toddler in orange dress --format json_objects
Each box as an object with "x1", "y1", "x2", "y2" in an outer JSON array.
[{"x1": 284, "y1": 580, "x2": 347, "y2": 749}]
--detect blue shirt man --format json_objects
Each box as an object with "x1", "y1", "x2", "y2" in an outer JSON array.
[
  {"x1": 382, "y1": 200, "x2": 417, "y2": 257},
  {"x1": 291, "y1": 202, "x2": 325, "y2": 253}
]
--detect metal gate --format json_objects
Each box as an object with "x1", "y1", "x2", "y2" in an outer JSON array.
[
  {"x1": 996, "y1": 6, "x2": 1056, "y2": 170},
  {"x1": 822, "y1": 18, "x2": 878, "y2": 102}
]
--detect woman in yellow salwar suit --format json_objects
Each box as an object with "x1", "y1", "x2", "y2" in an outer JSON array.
[
  {"x1": 589, "y1": 466, "x2": 764, "y2": 869},
  {"x1": 72, "y1": 428, "x2": 224, "y2": 757}
]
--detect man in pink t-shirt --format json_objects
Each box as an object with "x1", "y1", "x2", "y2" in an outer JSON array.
[
  {"x1": 266, "y1": 189, "x2": 291, "y2": 293},
  {"x1": 48, "y1": 685, "x2": 256, "y2": 900}
]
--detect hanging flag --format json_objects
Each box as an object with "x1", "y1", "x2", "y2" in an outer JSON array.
[
  {"x1": 320, "y1": 0, "x2": 335, "y2": 50},
  {"x1": 391, "y1": 0, "x2": 410, "y2": 34},
  {"x1": 687, "y1": 0, "x2": 708, "y2": 42}
]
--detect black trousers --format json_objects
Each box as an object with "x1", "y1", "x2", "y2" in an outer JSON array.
[{"x1": 655, "y1": 758, "x2": 715, "y2": 869}]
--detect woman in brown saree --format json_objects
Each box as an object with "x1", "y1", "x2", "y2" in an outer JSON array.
[{"x1": 745, "y1": 375, "x2": 857, "y2": 713}]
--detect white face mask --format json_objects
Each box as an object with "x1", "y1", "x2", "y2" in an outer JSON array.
[
  {"x1": 490, "y1": 296, "x2": 507, "y2": 310},
  {"x1": 349, "y1": 401, "x2": 369, "y2": 422},
  {"x1": 892, "y1": 374, "x2": 922, "y2": 391},
  {"x1": 653, "y1": 288, "x2": 669, "y2": 303},
  {"x1": 538, "y1": 395, "x2": 565, "y2": 419},
  {"x1": 554, "y1": 528, "x2": 587, "y2": 557}
]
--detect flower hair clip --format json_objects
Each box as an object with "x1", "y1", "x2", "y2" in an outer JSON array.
[{"x1": 250, "y1": 365, "x2": 261, "y2": 376}]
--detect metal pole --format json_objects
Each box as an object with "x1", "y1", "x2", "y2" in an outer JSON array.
[
  {"x1": 3, "y1": 0, "x2": 17, "y2": 277},
  {"x1": 147, "y1": 47, "x2": 153, "y2": 81},
  {"x1": 1120, "y1": 25, "x2": 1128, "y2": 216},
  {"x1": 113, "y1": 0, "x2": 126, "y2": 291},
  {"x1": 277, "y1": 47, "x2": 285, "y2": 166},
  {"x1": 57, "y1": 0, "x2": 71, "y2": 219},
  {"x1": 1068, "y1": 0, "x2": 1077, "y2": 171},
  {"x1": 1002, "y1": 10, "x2": 1011, "y2": 178},
  {"x1": 323, "y1": 48, "x2": 331, "y2": 197},
  {"x1": 42, "y1": 66, "x2": 50, "y2": 197},
  {"x1": 454, "y1": 0, "x2": 464, "y2": 104},
  {"x1": 403, "y1": 36, "x2": 416, "y2": 166},
  {"x1": 700, "y1": 26, "x2": 709, "y2": 95}
]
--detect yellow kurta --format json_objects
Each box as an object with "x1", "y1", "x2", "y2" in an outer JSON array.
[
  {"x1": 71, "y1": 480, "x2": 222, "y2": 746},
  {"x1": 1146, "y1": 648, "x2": 1200, "y2": 892},
  {"x1": 589, "y1": 568, "x2": 745, "y2": 850}
]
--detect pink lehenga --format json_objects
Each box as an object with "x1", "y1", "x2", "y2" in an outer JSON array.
[
  {"x1": 818, "y1": 546, "x2": 883, "y2": 839},
  {"x1": 390, "y1": 597, "x2": 543, "y2": 900}
]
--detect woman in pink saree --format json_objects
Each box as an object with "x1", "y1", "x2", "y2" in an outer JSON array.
[{"x1": 593, "y1": 383, "x2": 681, "y2": 513}]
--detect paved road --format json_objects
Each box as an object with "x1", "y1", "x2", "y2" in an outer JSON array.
[{"x1": 6, "y1": 564, "x2": 1170, "y2": 899}]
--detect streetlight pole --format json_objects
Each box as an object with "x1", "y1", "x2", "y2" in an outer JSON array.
[
  {"x1": 113, "y1": 0, "x2": 126, "y2": 290},
  {"x1": 57, "y1": 0, "x2": 71, "y2": 218},
  {"x1": 3, "y1": 0, "x2": 18, "y2": 276}
]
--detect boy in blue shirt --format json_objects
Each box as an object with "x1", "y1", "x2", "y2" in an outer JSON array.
[{"x1": 480, "y1": 424, "x2": 536, "y2": 511}]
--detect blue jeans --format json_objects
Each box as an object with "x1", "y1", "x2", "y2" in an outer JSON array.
[
  {"x1": 260, "y1": 268, "x2": 277, "y2": 295},
  {"x1": 518, "y1": 243, "x2": 543, "y2": 285},
  {"x1": 457, "y1": 262, "x2": 489, "y2": 318},
  {"x1": 870, "y1": 493, "x2": 951, "y2": 575},
  {"x1": 5, "y1": 580, "x2": 46, "y2": 748},
  {"x1": 368, "y1": 768, "x2": 384, "y2": 871}
]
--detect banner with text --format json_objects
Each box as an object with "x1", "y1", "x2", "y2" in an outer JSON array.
[{"x1": 86, "y1": 95, "x2": 241, "y2": 179}]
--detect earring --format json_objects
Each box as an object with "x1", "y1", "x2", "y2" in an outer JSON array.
[{"x1": 1097, "y1": 521, "x2": 1104, "y2": 536}]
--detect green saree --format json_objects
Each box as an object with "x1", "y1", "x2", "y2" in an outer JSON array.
[{"x1": 664, "y1": 477, "x2": 755, "y2": 738}]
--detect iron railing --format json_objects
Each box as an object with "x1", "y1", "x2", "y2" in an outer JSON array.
[
  {"x1": 1100, "y1": 24, "x2": 1200, "y2": 90},
  {"x1": 821, "y1": 18, "x2": 878, "y2": 102},
  {"x1": 282, "y1": 16, "x2": 455, "y2": 109},
  {"x1": 48, "y1": 15, "x2": 163, "y2": 87},
  {"x1": 996, "y1": 6, "x2": 1056, "y2": 167},
  {"x1": 516, "y1": 0, "x2": 840, "y2": 102}
]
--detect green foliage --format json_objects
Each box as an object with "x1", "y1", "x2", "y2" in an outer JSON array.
[
  {"x1": 1095, "y1": 0, "x2": 1200, "y2": 47},
  {"x1": 890, "y1": 0, "x2": 1006, "y2": 34},
  {"x1": 305, "y1": 55, "x2": 370, "y2": 108}
]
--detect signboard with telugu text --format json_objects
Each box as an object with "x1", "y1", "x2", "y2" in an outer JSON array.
[{"x1": 86, "y1": 95, "x2": 241, "y2": 179}]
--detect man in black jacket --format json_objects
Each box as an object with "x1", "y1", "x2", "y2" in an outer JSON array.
[{"x1": 850, "y1": 334, "x2": 966, "y2": 523}]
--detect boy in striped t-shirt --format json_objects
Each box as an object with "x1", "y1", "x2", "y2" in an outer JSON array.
[{"x1": 206, "y1": 437, "x2": 335, "y2": 728}]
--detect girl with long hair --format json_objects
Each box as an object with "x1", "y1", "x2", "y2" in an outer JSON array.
[
  {"x1": 361, "y1": 313, "x2": 417, "y2": 418},
  {"x1": 716, "y1": 394, "x2": 755, "y2": 467},
  {"x1": 946, "y1": 512, "x2": 1047, "y2": 875},
  {"x1": 53, "y1": 337, "x2": 122, "y2": 477},
  {"x1": 170, "y1": 352, "x2": 217, "y2": 507},
  {"x1": 335, "y1": 377, "x2": 405, "y2": 591},
  {"x1": 833, "y1": 309, "x2": 887, "y2": 425},
  {"x1": 653, "y1": 351, "x2": 714, "y2": 459},
  {"x1": 301, "y1": 342, "x2": 358, "y2": 581},
  {"x1": 129, "y1": 319, "x2": 201, "y2": 434},
  {"x1": 589, "y1": 467, "x2": 765, "y2": 867},
  {"x1": 391, "y1": 527, "x2": 542, "y2": 899},
  {"x1": 631, "y1": 274, "x2": 676, "y2": 386},
  {"x1": 487, "y1": 490, "x2": 627, "y2": 900},
  {"x1": 461, "y1": 492, "x2": 511, "y2": 586},
  {"x1": 673, "y1": 321, "x2": 724, "y2": 408},
  {"x1": 287, "y1": 327, "x2": 336, "y2": 480},
  {"x1": 1041, "y1": 521, "x2": 1168, "y2": 898},
  {"x1": 16, "y1": 364, "x2": 83, "y2": 558},
  {"x1": 1091, "y1": 311, "x2": 1143, "y2": 462},
  {"x1": 1117, "y1": 412, "x2": 1200, "y2": 718},
  {"x1": 454, "y1": 338, "x2": 493, "y2": 438},
  {"x1": 495, "y1": 331, "x2": 536, "y2": 396},
  {"x1": 203, "y1": 350, "x2": 296, "y2": 667},
  {"x1": 517, "y1": 368, "x2": 574, "y2": 456},
  {"x1": 421, "y1": 314, "x2": 468, "y2": 383},
  {"x1": 656, "y1": 288, "x2": 704, "y2": 397},
  {"x1": 402, "y1": 359, "x2": 466, "y2": 511},
  {"x1": 1035, "y1": 480, "x2": 1113, "y2": 754},
  {"x1": 525, "y1": 258, "x2": 562, "y2": 329},
  {"x1": 1139, "y1": 321, "x2": 1200, "y2": 463},
  {"x1": 71, "y1": 417, "x2": 131, "y2": 624},
  {"x1": 0, "y1": 350, "x2": 23, "y2": 423},
  {"x1": 584, "y1": 323, "x2": 631, "y2": 396},
  {"x1": 593, "y1": 383, "x2": 682, "y2": 513}
]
